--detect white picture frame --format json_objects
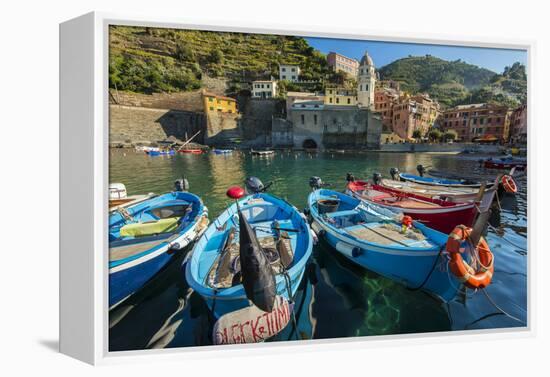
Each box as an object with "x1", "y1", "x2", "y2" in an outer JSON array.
[{"x1": 59, "y1": 11, "x2": 534, "y2": 365}]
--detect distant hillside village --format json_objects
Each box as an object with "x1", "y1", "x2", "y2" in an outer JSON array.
[{"x1": 109, "y1": 43, "x2": 527, "y2": 149}]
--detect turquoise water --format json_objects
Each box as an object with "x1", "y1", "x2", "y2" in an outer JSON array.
[{"x1": 108, "y1": 149, "x2": 527, "y2": 350}]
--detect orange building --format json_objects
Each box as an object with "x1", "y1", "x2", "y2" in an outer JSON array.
[
  {"x1": 374, "y1": 88, "x2": 400, "y2": 132},
  {"x1": 202, "y1": 91, "x2": 237, "y2": 114},
  {"x1": 380, "y1": 93, "x2": 438, "y2": 140},
  {"x1": 441, "y1": 103, "x2": 510, "y2": 142}
]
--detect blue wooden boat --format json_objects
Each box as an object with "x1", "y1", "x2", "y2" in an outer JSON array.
[
  {"x1": 307, "y1": 188, "x2": 460, "y2": 302},
  {"x1": 399, "y1": 172, "x2": 490, "y2": 188},
  {"x1": 212, "y1": 149, "x2": 233, "y2": 155},
  {"x1": 145, "y1": 149, "x2": 175, "y2": 156},
  {"x1": 109, "y1": 189, "x2": 208, "y2": 309},
  {"x1": 186, "y1": 182, "x2": 313, "y2": 319}
]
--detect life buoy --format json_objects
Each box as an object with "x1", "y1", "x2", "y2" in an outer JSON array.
[
  {"x1": 446, "y1": 225, "x2": 494, "y2": 289},
  {"x1": 501, "y1": 175, "x2": 518, "y2": 194}
]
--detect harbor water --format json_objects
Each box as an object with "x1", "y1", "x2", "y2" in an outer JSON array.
[{"x1": 108, "y1": 149, "x2": 527, "y2": 351}]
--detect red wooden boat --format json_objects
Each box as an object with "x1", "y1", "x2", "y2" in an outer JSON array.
[
  {"x1": 346, "y1": 180, "x2": 477, "y2": 233},
  {"x1": 178, "y1": 149, "x2": 203, "y2": 154},
  {"x1": 483, "y1": 158, "x2": 526, "y2": 171}
]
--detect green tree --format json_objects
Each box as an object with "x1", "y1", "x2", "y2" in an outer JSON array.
[
  {"x1": 208, "y1": 48, "x2": 224, "y2": 64},
  {"x1": 428, "y1": 129, "x2": 442, "y2": 142},
  {"x1": 443, "y1": 129, "x2": 458, "y2": 141},
  {"x1": 174, "y1": 40, "x2": 195, "y2": 62},
  {"x1": 412, "y1": 129, "x2": 422, "y2": 140}
]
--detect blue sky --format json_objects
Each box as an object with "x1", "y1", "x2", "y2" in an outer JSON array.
[{"x1": 305, "y1": 37, "x2": 527, "y2": 74}]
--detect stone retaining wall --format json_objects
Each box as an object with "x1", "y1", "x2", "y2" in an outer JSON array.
[{"x1": 109, "y1": 104, "x2": 205, "y2": 146}]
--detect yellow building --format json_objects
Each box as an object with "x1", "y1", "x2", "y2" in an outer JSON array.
[
  {"x1": 202, "y1": 91, "x2": 237, "y2": 114},
  {"x1": 324, "y1": 87, "x2": 357, "y2": 106}
]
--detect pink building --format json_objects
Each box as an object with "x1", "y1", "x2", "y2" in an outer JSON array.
[
  {"x1": 510, "y1": 104, "x2": 527, "y2": 144},
  {"x1": 327, "y1": 52, "x2": 359, "y2": 77}
]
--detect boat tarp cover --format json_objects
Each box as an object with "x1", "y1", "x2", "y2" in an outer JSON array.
[{"x1": 120, "y1": 217, "x2": 179, "y2": 237}]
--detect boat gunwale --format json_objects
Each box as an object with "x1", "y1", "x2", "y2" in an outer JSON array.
[{"x1": 186, "y1": 193, "x2": 313, "y2": 300}]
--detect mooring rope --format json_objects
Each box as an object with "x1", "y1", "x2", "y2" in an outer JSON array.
[
  {"x1": 481, "y1": 288, "x2": 526, "y2": 325},
  {"x1": 406, "y1": 244, "x2": 445, "y2": 291}
]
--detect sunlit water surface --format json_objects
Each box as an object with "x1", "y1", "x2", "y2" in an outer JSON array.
[{"x1": 108, "y1": 149, "x2": 527, "y2": 351}]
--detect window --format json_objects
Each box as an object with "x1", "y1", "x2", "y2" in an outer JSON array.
[
  {"x1": 314, "y1": 114, "x2": 318, "y2": 125},
  {"x1": 292, "y1": 76, "x2": 296, "y2": 80},
  {"x1": 329, "y1": 98, "x2": 333, "y2": 103},
  {"x1": 301, "y1": 114, "x2": 305, "y2": 124},
  {"x1": 282, "y1": 75, "x2": 286, "y2": 80},
  {"x1": 291, "y1": 68, "x2": 296, "y2": 72},
  {"x1": 209, "y1": 107, "x2": 214, "y2": 111},
  {"x1": 336, "y1": 98, "x2": 340, "y2": 104},
  {"x1": 267, "y1": 84, "x2": 270, "y2": 88},
  {"x1": 261, "y1": 84, "x2": 265, "y2": 89},
  {"x1": 324, "y1": 124, "x2": 328, "y2": 132},
  {"x1": 208, "y1": 97, "x2": 213, "y2": 102},
  {"x1": 359, "y1": 84, "x2": 362, "y2": 91},
  {"x1": 473, "y1": 118, "x2": 477, "y2": 125},
  {"x1": 347, "y1": 98, "x2": 351, "y2": 104},
  {"x1": 282, "y1": 67, "x2": 286, "y2": 72}
]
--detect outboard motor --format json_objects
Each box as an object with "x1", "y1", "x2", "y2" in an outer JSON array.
[
  {"x1": 346, "y1": 173, "x2": 355, "y2": 182},
  {"x1": 372, "y1": 172, "x2": 382, "y2": 185},
  {"x1": 416, "y1": 164, "x2": 426, "y2": 177},
  {"x1": 309, "y1": 176, "x2": 324, "y2": 190},
  {"x1": 174, "y1": 177, "x2": 189, "y2": 192},
  {"x1": 389, "y1": 167, "x2": 399, "y2": 181},
  {"x1": 245, "y1": 176, "x2": 265, "y2": 194}
]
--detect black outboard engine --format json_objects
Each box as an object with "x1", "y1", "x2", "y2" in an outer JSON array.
[
  {"x1": 174, "y1": 177, "x2": 189, "y2": 192},
  {"x1": 245, "y1": 176, "x2": 265, "y2": 194},
  {"x1": 346, "y1": 173, "x2": 355, "y2": 182},
  {"x1": 309, "y1": 176, "x2": 324, "y2": 190},
  {"x1": 372, "y1": 172, "x2": 382, "y2": 185},
  {"x1": 416, "y1": 164, "x2": 426, "y2": 177},
  {"x1": 389, "y1": 167, "x2": 399, "y2": 181}
]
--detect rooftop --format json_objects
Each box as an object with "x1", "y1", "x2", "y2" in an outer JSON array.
[{"x1": 202, "y1": 91, "x2": 236, "y2": 102}]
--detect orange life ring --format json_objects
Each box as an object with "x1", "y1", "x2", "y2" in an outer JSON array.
[
  {"x1": 446, "y1": 225, "x2": 494, "y2": 289},
  {"x1": 501, "y1": 175, "x2": 518, "y2": 194}
]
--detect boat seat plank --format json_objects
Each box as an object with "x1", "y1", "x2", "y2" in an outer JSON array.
[
  {"x1": 110, "y1": 239, "x2": 166, "y2": 261},
  {"x1": 346, "y1": 223, "x2": 430, "y2": 247}
]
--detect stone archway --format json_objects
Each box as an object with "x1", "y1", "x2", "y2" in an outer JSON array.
[{"x1": 302, "y1": 138, "x2": 318, "y2": 149}]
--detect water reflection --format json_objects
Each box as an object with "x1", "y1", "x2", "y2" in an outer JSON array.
[{"x1": 109, "y1": 150, "x2": 527, "y2": 350}]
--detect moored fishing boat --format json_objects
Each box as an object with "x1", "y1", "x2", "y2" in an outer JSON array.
[
  {"x1": 251, "y1": 149, "x2": 275, "y2": 156},
  {"x1": 395, "y1": 165, "x2": 492, "y2": 188},
  {"x1": 345, "y1": 178, "x2": 477, "y2": 234},
  {"x1": 398, "y1": 172, "x2": 490, "y2": 188},
  {"x1": 212, "y1": 149, "x2": 233, "y2": 154},
  {"x1": 186, "y1": 177, "x2": 313, "y2": 340},
  {"x1": 109, "y1": 180, "x2": 208, "y2": 309},
  {"x1": 482, "y1": 156, "x2": 527, "y2": 170},
  {"x1": 145, "y1": 149, "x2": 175, "y2": 156},
  {"x1": 178, "y1": 148, "x2": 203, "y2": 154},
  {"x1": 306, "y1": 183, "x2": 495, "y2": 302}
]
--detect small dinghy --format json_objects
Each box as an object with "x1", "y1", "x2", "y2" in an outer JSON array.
[
  {"x1": 345, "y1": 174, "x2": 477, "y2": 234},
  {"x1": 212, "y1": 149, "x2": 233, "y2": 155},
  {"x1": 251, "y1": 149, "x2": 275, "y2": 156},
  {"x1": 307, "y1": 177, "x2": 496, "y2": 302},
  {"x1": 186, "y1": 177, "x2": 313, "y2": 343},
  {"x1": 178, "y1": 148, "x2": 203, "y2": 154},
  {"x1": 109, "y1": 179, "x2": 208, "y2": 309},
  {"x1": 145, "y1": 149, "x2": 175, "y2": 156}
]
